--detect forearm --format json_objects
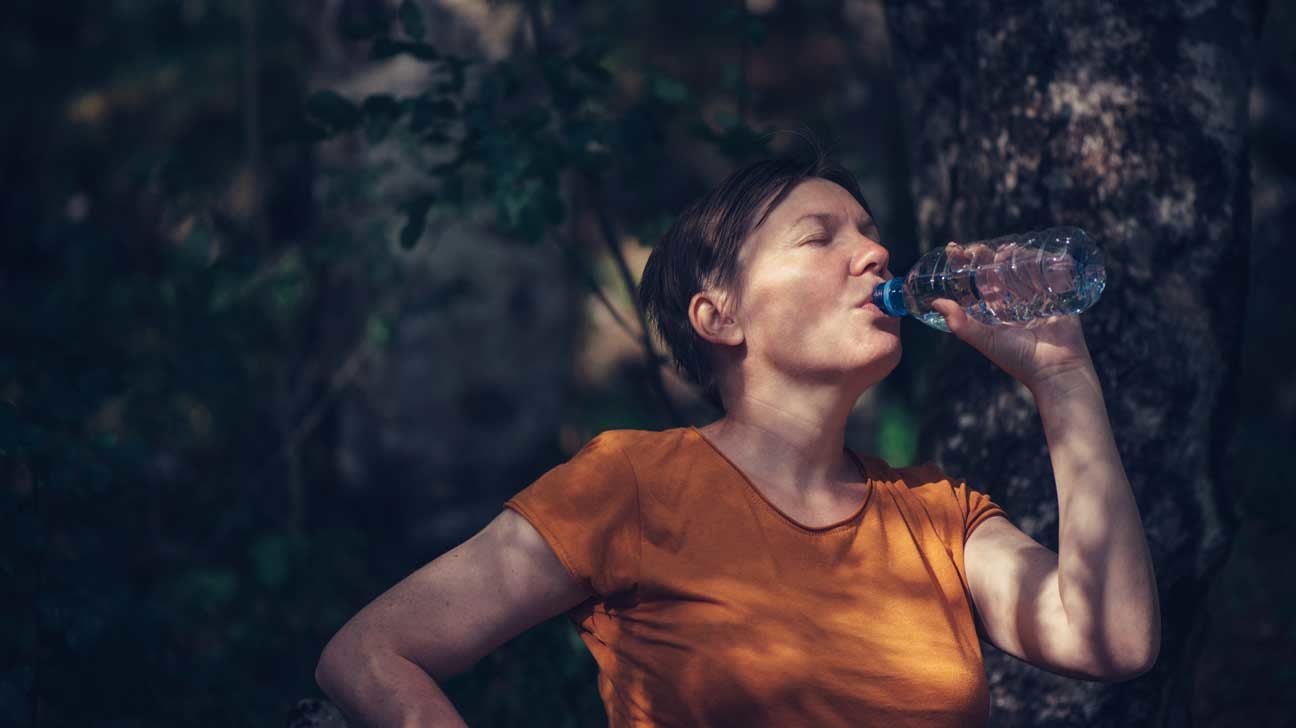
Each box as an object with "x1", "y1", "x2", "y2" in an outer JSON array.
[
  {"x1": 316, "y1": 636, "x2": 469, "y2": 728},
  {"x1": 1031, "y1": 367, "x2": 1161, "y2": 674}
]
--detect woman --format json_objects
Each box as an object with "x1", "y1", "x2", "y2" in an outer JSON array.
[{"x1": 315, "y1": 155, "x2": 1161, "y2": 727}]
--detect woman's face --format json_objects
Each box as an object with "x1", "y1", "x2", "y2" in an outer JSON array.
[{"x1": 717, "y1": 177, "x2": 902, "y2": 392}]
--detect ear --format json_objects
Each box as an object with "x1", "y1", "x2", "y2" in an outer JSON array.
[{"x1": 688, "y1": 290, "x2": 744, "y2": 347}]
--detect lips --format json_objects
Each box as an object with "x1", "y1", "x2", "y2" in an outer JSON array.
[{"x1": 856, "y1": 277, "x2": 887, "y2": 309}]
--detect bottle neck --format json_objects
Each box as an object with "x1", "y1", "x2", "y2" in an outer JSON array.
[{"x1": 873, "y1": 278, "x2": 908, "y2": 317}]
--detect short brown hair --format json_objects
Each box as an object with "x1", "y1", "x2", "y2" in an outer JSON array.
[{"x1": 637, "y1": 153, "x2": 874, "y2": 413}]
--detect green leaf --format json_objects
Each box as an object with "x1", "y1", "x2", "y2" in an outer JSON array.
[
  {"x1": 514, "y1": 105, "x2": 551, "y2": 132},
  {"x1": 178, "y1": 569, "x2": 240, "y2": 614},
  {"x1": 363, "y1": 94, "x2": 404, "y2": 144},
  {"x1": 722, "y1": 62, "x2": 742, "y2": 89},
  {"x1": 410, "y1": 95, "x2": 457, "y2": 131},
  {"x1": 634, "y1": 214, "x2": 674, "y2": 246},
  {"x1": 714, "y1": 7, "x2": 743, "y2": 29},
  {"x1": 337, "y1": 4, "x2": 387, "y2": 40},
  {"x1": 181, "y1": 220, "x2": 215, "y2": 264},
  {"x1": 539, "y1": 184, "x2": 565, "y2": 228},
  {"x1": 267, "y1": 118, "x2": 332, "y2": 145},
  {"x1": 573, "y1": 38, "x2": 612, "y2": 65},
  {"x1": 405, "y1": 41, "x2": 439, "y2": 61},
  {"x1": 398, "y1": 0, "x2": 425, "y2": 40},
  {"x1": 363, "y1": 94, "x2": 403, "y2": 118},
  {"x1": 427, "y1": 276, "x2": 474, "y2": 308},
  {"x1": 650, "y1": 73, "x2": 689, "y2": 105},
  {"x1": 573, "y1": 58, "x2": 614, "y2": 87},
  {"x1": 366, "y1": 312, "x2": 393, "y2": 347},
  {"x1": 371, "y1": 36, "x2": 402, "y2": 59},
  {"x1": 440, "y1": 174, "x2": 464, "y2": 206},
  {"x1": 251, "y1": 534, "x2": 293, "y2": 590},
  {"x1": 688, "y1": 118, "x2": 720, "y2": 143},
  {"x1": 305, "y1": 90, "x2": 362, "y2": 133},
  {"x1": 371, "y1": 37, "x2": 439, "y2": 62},
  {"x1": 714, "y1": 109, "x2": 740, "y2": 130},
  {"x1": 400, "y1": 195, "x2": 436, "y2": 249},
  {"x1": 438, "y1": 57, "x2": 469, "y2": 94},
  {"x1": 365, "y1": 118, "x2": 391, "y2": 144}
]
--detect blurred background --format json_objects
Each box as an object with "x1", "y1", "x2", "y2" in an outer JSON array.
[{"x1": 2, "y1": 0, "x2": 1291, "y2": 725}]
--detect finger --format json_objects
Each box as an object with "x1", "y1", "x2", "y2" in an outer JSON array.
[
  {"x1": 933, "y1": 297, "x2": 979, "y2": 330},
  {"x1": 945, "y1": 241, "x2": 970, "y2": 269},
  {"x1": 967, "y1": 243, "x2": 1005, "y2": 314},
  {"x1": 1014, "y1": 241, "x2": 1047, "y2": 304},
  {"x1": 994, "y1": 244, "x2": 1029, "y2": 304},
  {"x1": 969, "y1": 244, "x2": 1000, "y2": 298},
  {"x1": 968, "y1": 243, "x2": 995, "y2": 266},
  {"x1": 932, "y1": 298, "x2": 983, "y2": 345},
  {"x1": 971, "y1": 245, "x2": 1002, "y2": 304},
  {"x1": 931, "y1": 298, "x2": 960, "y2": 321}
]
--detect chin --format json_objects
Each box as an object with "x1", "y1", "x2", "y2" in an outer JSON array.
[
  {"x1": 873, "y1": 337, "x2": 903, "y2": 374},
  {"x1": 850, "y1": 337, "x2": 901, "y2": 374}
]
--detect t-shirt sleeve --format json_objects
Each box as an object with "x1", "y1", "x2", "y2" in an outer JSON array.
[
  {"x1": 947, "y1": 470, "x2": 1008, "y2": 544},
  {"x1": 502, "y1": 430, "x2": 641, "y2": 600},
  {"x1": 909, "y1": 461, "x2": 1009, "y2": 545}
]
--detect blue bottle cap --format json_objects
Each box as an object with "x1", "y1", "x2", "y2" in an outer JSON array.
[{"x1": 873, "y1": 279, "x2": 907, "y2": 317}]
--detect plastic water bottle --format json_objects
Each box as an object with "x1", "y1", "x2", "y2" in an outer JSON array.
[{"x1": 871, "y1": 226, "x2": 1106, "y2": 332}]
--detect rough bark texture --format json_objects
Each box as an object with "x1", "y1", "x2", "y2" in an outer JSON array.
[{"x1": 884, "y1": 1, "x2": 1261, "y2": 725}]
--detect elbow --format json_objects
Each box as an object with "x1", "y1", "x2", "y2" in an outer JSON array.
[
  {"x1": 315, "y1": 626, "x2": 375, "y2": 697},
  {"x1": 1100, "y1": 642, "x2": 1160, "y2": 683},
  {"x1": 1119, "y1": 611, "x2": 1162, "y2": 680},
  {"x1": 1103, "y1": 604, "x2": 1162, "y2": 682},
  {"x1": 315, "y1": 636, "x2": 347, "y2": 696},
  {"x1": 1127, "y1": 641, "x2": 1160, "y2": 679}
]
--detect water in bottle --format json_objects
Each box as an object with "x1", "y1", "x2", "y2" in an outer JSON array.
[{"x1": 871, "y1": 226, "x2": 1106, "y2": 332}]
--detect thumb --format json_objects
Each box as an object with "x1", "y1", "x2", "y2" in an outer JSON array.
[
  {"x1": 932, "y1": 298, "x2": 977, "y2": 338},
  {"x1": 931, "y1": 298, "x2": 962, "y2": 323}
]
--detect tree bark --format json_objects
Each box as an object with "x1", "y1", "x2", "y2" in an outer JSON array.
[{"x1": 884, "y1": 1, "x2": 1262, "y2": 725}]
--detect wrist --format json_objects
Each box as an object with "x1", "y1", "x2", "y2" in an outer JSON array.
[{"x1": 1027, "y1": 365, "x2": 1102, "y2": 402}]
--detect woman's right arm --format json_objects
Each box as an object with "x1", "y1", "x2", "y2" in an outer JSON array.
[{"x1": 315, "y1": 508, "x2": 595, "y2": 727}]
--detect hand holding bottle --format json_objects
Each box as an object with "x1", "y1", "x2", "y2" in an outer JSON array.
[{"x1": 930, "y1": 255, "x2": 1096, "y2": 394}]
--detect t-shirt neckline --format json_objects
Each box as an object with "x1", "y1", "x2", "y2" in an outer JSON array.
[{"x1": 687, "y1": 425, "x2": 874, "y2": 534}]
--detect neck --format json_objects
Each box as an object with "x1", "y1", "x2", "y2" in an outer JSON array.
[{"x1": 698, "y1": 392, "x2": 863, "y2": 497}]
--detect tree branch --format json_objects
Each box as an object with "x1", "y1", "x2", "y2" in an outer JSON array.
[
  {"x1": 585, "y1": 178, "x2": 683, "y2": 426},
  {"x1": 551, "y1": 236, "x2": 643, "y2": 343}
]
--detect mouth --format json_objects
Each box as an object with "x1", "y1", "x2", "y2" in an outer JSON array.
[{"x1": 857, "y1": 278, "x2": 888, "y2": 311}]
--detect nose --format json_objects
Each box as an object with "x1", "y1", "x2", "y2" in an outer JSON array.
[{"x1": 850, "y1": 236, "x2": 891, "y2": 280}]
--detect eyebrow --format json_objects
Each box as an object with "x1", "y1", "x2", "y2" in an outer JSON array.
[{"x1": 786, "y1": 211, "x2": 878, "y2": 234}]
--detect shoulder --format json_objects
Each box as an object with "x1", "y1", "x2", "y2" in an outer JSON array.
[
  {"x1": 582, "y1": 427, "x2": 721, "y2": 502},
  {"x1": 858, "y1": 456, "x2": 971, "y2": 523},
  {"x1": 589, "y1": 426, "x2": 691, "y2": 445},
  {"x1": 578, "y1": 427, "x2": 693, "y2": 461},
  {"x1": 857, "y1": 455, "x2": 952, "y2": 493}
]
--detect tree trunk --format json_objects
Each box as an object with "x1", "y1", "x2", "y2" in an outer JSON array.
[{"x1": 884, "y1": 1, "x2": 1262, "y2": 725}]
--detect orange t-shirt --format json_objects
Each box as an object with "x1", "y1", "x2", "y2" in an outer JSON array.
[{"x1": 502, "y1": 426, "x2": 1008, "y2": 727}]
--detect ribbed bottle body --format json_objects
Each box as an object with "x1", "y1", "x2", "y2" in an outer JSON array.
[{"x1": 875, "y1": 226, "x2": 1105, "y2": 332}]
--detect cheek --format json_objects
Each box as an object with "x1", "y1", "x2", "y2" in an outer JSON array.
[{"x1": 740, "y1": 266, "x2": 856, "y2": 345}]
